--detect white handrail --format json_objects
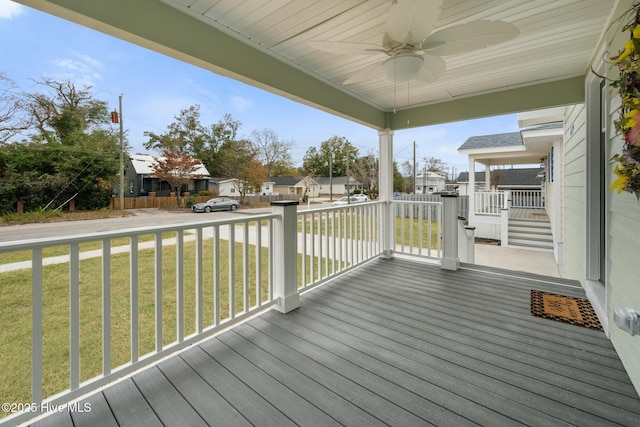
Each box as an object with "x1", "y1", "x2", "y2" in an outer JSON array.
[{"x1": 0, "y1": 214, "x2": 278, "y2": 426}]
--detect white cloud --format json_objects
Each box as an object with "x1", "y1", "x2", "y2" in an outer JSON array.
[
  {"x1": 0, "y1": 0, "x2": 23, "y2": 19},
  {"x1": 52, "y1": 53, "x2": 103, "y2": 87},
  {"x1": 229, "y1": 95, "x2": 253, "y2": 113}
]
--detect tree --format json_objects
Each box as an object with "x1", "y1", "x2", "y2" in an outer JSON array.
[
  {"x1": 23, "y1": 79, "x2": 110, "y2": 145},
  {"x1": 351, "y1": 152, "x2": 378, "y2": 196},
  {"x1": 217, "y1": 139, "x2": 266, "y2": 203},
  {"x1": 0, "y1": 79, "x2": 120, "y2": 212},
  {"x1": 423, "y1": 156, "x2": 447, "y2": 174},
  {"x1": 400, "y1": 160, "x2": 415, "y2": 193},
  {"x1": 251, "y1": 128, "x2": 294, "y2": 177},
  {"x1": 144, "y1": 108, "x2": 242, "y2": 177},
  {"x1": 393, "y1": 162, "x2": 405, "y2": 193},
  {"x1": 152, "y1": 150, "x2": 203, "y2": 207},
  {"x1": 144, "y1": 105, "x2": 206, "y2": 154},
  {"x1": 0, "y1": 74, "x2": 29, "y2": 142},
  {"x1": 302, "y1": 136, "x2": 358, "y2": 176}
]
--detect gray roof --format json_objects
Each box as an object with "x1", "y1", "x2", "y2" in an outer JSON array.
[
  {"x1": 456, "y1": 168, "x2": 543, "y2": 186},
  {"x1": 270, "y1": 176, "x2": 301, "y2": 186},
  {"x1": 457, "y1": 132, "x2": 522, "y2": 151}
]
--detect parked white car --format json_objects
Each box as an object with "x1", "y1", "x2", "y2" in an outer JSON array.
[
  {"x1": 332, "y1": 196, "x2": 359, "y2": 206},
  {"x1": 352, "y1": 194, "x2": 369, "y2": 202}
]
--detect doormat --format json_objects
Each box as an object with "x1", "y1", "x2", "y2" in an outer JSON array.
[{"x1": 530, "y1": 290, "x2": 603, "y2": 331}]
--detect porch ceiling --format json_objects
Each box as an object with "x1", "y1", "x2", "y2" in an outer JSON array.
[{"x1": 17, "y1": 0, "x2": 615, "y2": 130}]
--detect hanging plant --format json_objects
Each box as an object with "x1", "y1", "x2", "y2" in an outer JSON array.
[{"x1": 609, "y1": 3, "x2": 640, "y2": 197}]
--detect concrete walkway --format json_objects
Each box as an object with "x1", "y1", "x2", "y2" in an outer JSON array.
[{"x1": 473, "y1": 243, "x2": 564, "y2": 278}]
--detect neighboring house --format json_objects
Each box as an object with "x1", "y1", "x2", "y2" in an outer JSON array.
[
  {"x1": 270, "y1": 176, "x2": 320, "y2": 198},
  {"x1": 315, "y1": 176, "x2": 361, "y2": 197},
  {"x1": 208, "y1": 177, "x2": 242, "y2": 197},
  {"x1": 125, "y1": 153, "x2": 210, "y2": 197},
  {"x1": 456, "y1": 168, "x2": 544, "y2": 196},
  {"x1": 414, "y1": 171, "x2": 446, "y2": 194},
  {"x1": 259, "y1": 181, "x2": 276, "y2": 195}
]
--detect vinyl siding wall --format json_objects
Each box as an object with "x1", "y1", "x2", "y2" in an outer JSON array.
[
  {"x1": 562, "y1": 103, "x2": 587, "y2": 282},
  {"x1": 603, "y1": 0, "x2": 640, "y2": 395}
]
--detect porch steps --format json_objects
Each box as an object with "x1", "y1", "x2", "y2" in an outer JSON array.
[{"x1": 508, "y1": 218, "x2": 553, "y2": 252}]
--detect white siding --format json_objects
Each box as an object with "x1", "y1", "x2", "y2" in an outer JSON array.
[
  {"x1": 563, "y1": 104, "x2": 587, "y2": 282},
  {"x1": 604, "y1": 0, "x2": 640, "y2": 395}
]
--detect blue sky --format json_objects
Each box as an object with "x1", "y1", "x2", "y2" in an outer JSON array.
[{"x1": 0, "y1": 0, "x2": 521, "y2": 176}]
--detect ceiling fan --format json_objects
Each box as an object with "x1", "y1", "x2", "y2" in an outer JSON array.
[{"x1": 309, "y1": 0, "x2": 519, "y2": 85}]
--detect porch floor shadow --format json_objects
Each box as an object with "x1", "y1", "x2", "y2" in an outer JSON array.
[{"x1": 32, "y1": 258, "x2": 640, "y2": 427}]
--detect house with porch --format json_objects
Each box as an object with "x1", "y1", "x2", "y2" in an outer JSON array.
[
  {"x1": 125, "y1": 153, "x2": 211, "y2": 197},
  {"x1": 4, "y1": 1, "x2": 640, "y2": 425},
  {"x1": 414, "y1": 171, "x2": 446, "y2": 194},
  {"x1": 457, "y1": 109, "x2": 564, "y2": 259},
  {"x1": 270, "y1": 176, "x2": 320, "y2": 199}
]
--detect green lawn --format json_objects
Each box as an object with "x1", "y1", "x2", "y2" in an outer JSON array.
[{"x1": 0, "y1": 235, "x2": 329, "y2": 412}]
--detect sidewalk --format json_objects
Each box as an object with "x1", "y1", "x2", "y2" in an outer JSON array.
[{"x1": 473, "y1": 243, "x2": 564, "y2": 278}]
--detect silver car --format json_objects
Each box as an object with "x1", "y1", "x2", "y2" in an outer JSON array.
[{"x1": 192, "y1": 197, "x2": 240, "y2": 213}]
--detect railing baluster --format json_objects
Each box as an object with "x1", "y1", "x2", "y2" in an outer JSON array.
[
  {"x1": 195, "y1": 227, "x2": 203, "y2": 334},
  {"x1": 70, "y1": 243, "x2": 80, "y2": 390},
  {"x1": 324, "y1": 212, "x2": 329, "y2": 278},
  {"x1": 229, "y1": 224, "x2": 236, "y2": 320},
  {"x1": 256, "y1": 220, "x2": 262, "y2": 306},
  {"x1": 301, "y1": 213, "x2": 307, "y2": 287},
  {"x1": 268, "y1": 218, "x2": 274, "y2": 300},
  {"x1": 331, "y1": 210, "x2": 336, "y2": 274},
  {"x1": 310, "y1": 213, "x2": 315, "y2": 282},
  {"x1": 243, "y1": 222, "x2": 249, "y2": 313},
  {"x1": 213, "y1": 225, "x2": 220, "y2": 327},
  {"x1": 32, "y1": 248, "x2": 43, "y2": 406},
  {"x1": 130, "y1": 236, "x2": 139, "y2": 364},
  {"x1": 102, "y1": 239, "x2": 111, "y2": 376},
  {"x1": 176, "y1": 230, "x2": 184, "y2": 342},
  {"x1": 154, "y1": 232, "x2": 162, "y2": 353}
]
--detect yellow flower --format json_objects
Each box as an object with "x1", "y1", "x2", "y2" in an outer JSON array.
[
  {"x1": 611, "y1": 165, "x2": 629, "y2": 194},
  {"x1": 623, "y1": 109, "x2": 639, "y2": 129},
  {"x1": 633, "y1": 24, "x2": 640, "y2": 39},
  {"x1": 615, "y1": 39, "x2": 635, "y2": 64}
]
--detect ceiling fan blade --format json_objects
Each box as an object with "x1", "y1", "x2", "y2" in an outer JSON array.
[
  {"x1": 344, "y1": 61, "x2": 386, "y2": 84},
  {"x1": 422, "y1": 20, "x2": 519, "y2": 56},
  {"x1": 308, "y1": 41, "x2": 385, "y2": 55},
  {"x1": 416, "y1": 55, "x2": 446, "y2": 83},
  {"x1": 387, "y1": 0, "x2": 442, "y2": 43}
]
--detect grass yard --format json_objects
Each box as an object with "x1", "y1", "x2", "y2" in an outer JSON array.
[{"x1": 0, "y1": 233, "x2": 331, "y2": 413}]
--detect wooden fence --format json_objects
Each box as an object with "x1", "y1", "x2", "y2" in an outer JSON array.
[{"x1": 110, "y1": 194, "x2": 299, "y2": 210}]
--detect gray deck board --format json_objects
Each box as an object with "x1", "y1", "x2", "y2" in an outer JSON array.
[{"x1": 30, "y1": 257, "x2": 640, "y2": 427}]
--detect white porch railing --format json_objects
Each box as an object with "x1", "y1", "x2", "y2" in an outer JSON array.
[
  {"x1": 510, "y1": 190, "x2": 545, "y2": 208},
  {"x1": 297, "y1": 202, "x2": 383, "y2": 291},
  {"x1": 0, "y1": 215, "x2": 279, "y2": 426},
  {"x1": 0, "y1": 198, "x2": 464, "y2": 426},
  {"x1": 392, "y1": 200, "x2": 443, "y2": 259},
  {"x1": 474, "y1": 191, "x2": 505, "y2": 215}
]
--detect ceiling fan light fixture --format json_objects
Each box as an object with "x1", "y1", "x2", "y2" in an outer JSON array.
[{"x1": 382, "y1": 54, "x2": 424, "y2": 82}]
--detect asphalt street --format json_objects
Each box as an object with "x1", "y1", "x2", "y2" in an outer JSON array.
[{"x1": 0, "y1": 201, "x2": 333, "y2": 243}]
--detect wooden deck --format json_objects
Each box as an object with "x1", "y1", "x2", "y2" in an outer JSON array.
[{"x1": 31, "y1": 258, "x2": 640, "y2": 426}]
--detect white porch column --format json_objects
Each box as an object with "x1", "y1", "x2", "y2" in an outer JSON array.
[
  {"x1": 378, "y1": 129, "x2": 394, "y2": 258},
  {"x1": 484, "y1": 166, "x2": 491, "y2": 190},
  {"x1": 441, "y1": 194, "x2": 460, "y2": 271},
  {"x1": 271, "y1": 200, "x2": 300, "y2": 313},
  {"x1": 468, "y1": 157, "x2": 476, "y2": 221}
]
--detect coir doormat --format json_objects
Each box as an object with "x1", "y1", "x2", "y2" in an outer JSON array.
[{"x1": 530, "y1": 290, "x2": 603, "y2": 331}]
